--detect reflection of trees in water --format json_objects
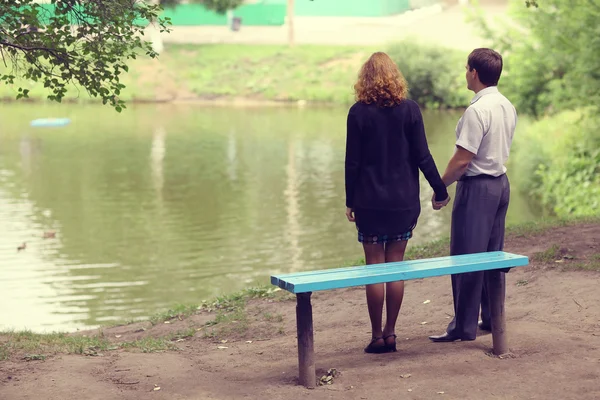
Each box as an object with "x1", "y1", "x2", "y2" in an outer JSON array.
[
  {"x1": 151, "y1": 126, "x2": 166, "y2": 202},
  {"x1": 19, "y1": 136, "x2": 33, "y2": 178},
  {"x1": 284, "y1": 139, "x2": 302, "y2": 272},
  {"x1": 226, "y1": 128, "x2": 237, "y2": 182}
]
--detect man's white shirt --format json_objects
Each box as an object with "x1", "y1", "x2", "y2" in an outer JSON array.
[{"x1": 455, "y1": 86, "x2": 517, "y2": 177}]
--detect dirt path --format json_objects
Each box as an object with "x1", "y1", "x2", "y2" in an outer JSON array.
[{"x1": 1, "y1": 223, "x2": 599, "y2": 400}]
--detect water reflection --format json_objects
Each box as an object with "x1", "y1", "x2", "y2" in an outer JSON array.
[
  {"x1": 0, "y1": 104, "x2": 540, "y2": 332},
  {"x1": 284, "y1": 139, "x2": 302, "y2": 272},
  {"x1": 151, "y1": 126, "x2": 166, "y2": 198}
]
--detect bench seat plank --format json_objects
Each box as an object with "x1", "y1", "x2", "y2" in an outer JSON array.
[{"x1": 271, "y1": 251, "x2": 528, "y2": 294}]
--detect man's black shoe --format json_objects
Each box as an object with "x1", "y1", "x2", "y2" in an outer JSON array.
[
  {"x1": 478, "y1": 321, "x2": 492, "y2": 332},
  {"x1": 428, "y1": 333, "x2": 475, "y2": 342}
]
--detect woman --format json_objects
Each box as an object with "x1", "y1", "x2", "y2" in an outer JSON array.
[{"x1": 345, "y1": 52, "x2": 450, "y2": 354}]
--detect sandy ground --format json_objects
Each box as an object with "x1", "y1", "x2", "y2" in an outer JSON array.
[{"x1": 1, "y1": 222, "x2": 599, "y2": 399}]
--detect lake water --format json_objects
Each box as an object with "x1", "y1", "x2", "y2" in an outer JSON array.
[{"x1": 0, "y1": 104, "x2": 539, "y2": 332}]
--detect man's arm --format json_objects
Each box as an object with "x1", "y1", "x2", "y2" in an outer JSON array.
[
  {"x1": 441, "y1": 146, "x2": 476, "y2": 187},
  {"x1": 432, "y1": 146, "x2": 475, "y2": 210}
]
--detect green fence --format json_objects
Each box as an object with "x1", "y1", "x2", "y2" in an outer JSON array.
[
  {"x1": 294, "y1": 0, "x2": 411, "y2": 17},
  {"x1": 163, "y1": 1, "x2": 286, "y2": 26},
  {"x1": 34, "y1": 1, "x2": 286, "y2": 27},
  {"x1": 32, "y1": 0, "x2": 437, "y2": 28}
]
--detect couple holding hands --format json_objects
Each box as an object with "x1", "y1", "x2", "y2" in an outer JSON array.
[{"x1": 344, "y1": 48, "x2": 517, "y2": 353}]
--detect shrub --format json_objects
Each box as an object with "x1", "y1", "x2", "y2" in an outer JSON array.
[
  {"x1": 513, "y1": 109, "x2": 600, "y2": 217},
  {"x1": 386, "y1": 40, "x2": 471, "y2": 109}
]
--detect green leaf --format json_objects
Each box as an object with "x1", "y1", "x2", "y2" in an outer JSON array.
[{"x1": 0, "y1": 0, "x2": 172, "y2": 111}]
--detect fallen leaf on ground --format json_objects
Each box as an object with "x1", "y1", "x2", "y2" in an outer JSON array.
[
  {"x1": 423, "y1": 300, "x2": 431, "y2": 304},
  {"x1": 318, "y1": 368, "x2": 339, "y2": 386},
  {"x1": 153, "y1": 386, "x2": 161, "y2": 391},
  {"x1": 217, "y1": 346, "x2": 228, "y2": 349},
  {"x1": 420, "y1": 321, "x2": 428, "y2": 325},
  {"x1": 115, "y1": 335, "x2": 122, "y2": 338},
  {"x1": 220, "y1": 340, "x2": 228, "y2": 344}
]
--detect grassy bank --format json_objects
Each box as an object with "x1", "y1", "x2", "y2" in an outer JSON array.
[
  {"x1": 0, "y1": 42, "x2": 470, "y2": 108},
  {"x1": 1, "y1": 215, "x2": 598, "y2": 362},
  {"x1": 0, "y1": 44, "x2": 371, "y2": 106}
]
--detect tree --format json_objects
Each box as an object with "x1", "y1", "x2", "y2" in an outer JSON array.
[
  {"x1": 470, "y1": 0, "x2": 600, "y2": 116},
  {"x1": 0, "y1": 0, "x2": 171, "y2": 111}
]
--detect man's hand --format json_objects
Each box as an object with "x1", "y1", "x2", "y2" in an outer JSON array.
[
  {"x1": 346, "y1": 207, "x2": 355, "y2": 222},
  {"x1": 432, "y1": 194, "x2": 451, "y2": 210}
]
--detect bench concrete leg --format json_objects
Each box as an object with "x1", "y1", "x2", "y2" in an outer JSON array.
[
  {"x1": 296, "y1": 292, "x2": 315, "y2": 388},
  {"x1": 486, "y1": 270, "x2": 508, "y2": 355}
]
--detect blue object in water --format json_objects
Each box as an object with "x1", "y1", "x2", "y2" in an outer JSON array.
[{"x1": 30, "y1": 118, "x2": 71, "y2": 127}]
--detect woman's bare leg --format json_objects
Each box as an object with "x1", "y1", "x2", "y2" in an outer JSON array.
[
  {"x1": 363, "y1": 243, "x2": 386, "y2": 342},
  {"x1": 383, "y1": 240, "x2": 408, "y2": 343}
]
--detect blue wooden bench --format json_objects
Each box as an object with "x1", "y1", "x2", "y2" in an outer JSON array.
[{"x1": 271, "y1": 251, "x2": 529, "y2": 388}]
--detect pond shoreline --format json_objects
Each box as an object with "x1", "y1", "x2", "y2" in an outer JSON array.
[
  {"x1": 0, "y1": 96, "x2": 469, "y2": 110},
  {"x1": 1, "y1": 216, "x2": 599, "y2": 399},
  {"x1": 1, "y1": 215, "x2": 597, "y2": 337}
]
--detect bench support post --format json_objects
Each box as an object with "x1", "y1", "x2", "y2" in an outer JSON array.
[
  {"x1": 296, "y1": 292, "x2": 315, "y2": 388},
  {"x1": 486, "y1": 270, "x2": 508, "y2": 355}
]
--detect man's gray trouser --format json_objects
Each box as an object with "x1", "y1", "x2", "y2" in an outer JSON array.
[{"x1": 446, "y1": 174, "x2": 510, "y2": 340}]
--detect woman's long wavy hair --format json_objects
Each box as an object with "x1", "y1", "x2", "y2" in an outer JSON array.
[{"x1": 354, "y1": 52, "x2": 408, "y2": 107}]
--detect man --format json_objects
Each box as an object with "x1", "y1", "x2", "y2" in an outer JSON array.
[{"x1": 429, "y1": 48, "x2": 517, "y2": 342}]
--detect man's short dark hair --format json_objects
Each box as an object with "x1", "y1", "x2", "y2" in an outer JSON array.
[{"x1": 468, "y1": 48, "x2": 503, "y2": 86}]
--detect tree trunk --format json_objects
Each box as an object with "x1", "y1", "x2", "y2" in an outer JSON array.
[
  {"x1": 287, "y1": 0, "x2": 295, "y2": 47},
  {"x1": 148, "y1": 0, "x2": 164, "y2": 54}
]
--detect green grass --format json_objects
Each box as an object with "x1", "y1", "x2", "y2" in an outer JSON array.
[
  {"x1": 263, "y1": 312, "x2": 284, "y2": 323},
  {"x1": 532, "y1": 244, "x2": 562, "y2": 262},
  {"x1": 568, "y1": 262, "x2": 600, "y2": 272},
  {"x1": 120, "y1": 337, "x2": 178, "y2": 353},
  {"x1": 565, "y1": 253, "x2": 600, "y2": 272},
  {"x1": 0, "y1": 44, "x2": 370, "y2": 106},
  {"x1": 0, "y1": 330, "x2": 113, "y2": 361},
  {"x1": 198, "y1": 286, "x2": 283, "y2": 337},
  {"x1": 164, "y1": 44, "x2": 367, "y2": 104},
  {"x1": 0, "y1": 328, "x2": 198, "y2": 360},
  {"x1": 505, "y1": 215, "x2": 600, "y2": 238},
  {"x1": 149, "y1": 304, "x2": 200, "y2": 326},
  {"x1": 406, "y1": 237, "x2": 449, "y2": 260}
]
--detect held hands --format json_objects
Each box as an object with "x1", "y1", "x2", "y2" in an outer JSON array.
[
  {"x1": 431, "y1": 193, "x2": 451, "y2": 211},
  {"x1": 345, "y1": 207, "x2": 356, "y2": 222}
]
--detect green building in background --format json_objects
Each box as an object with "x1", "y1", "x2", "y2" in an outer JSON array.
[{"x1": 163, "y1": 0, "x2": 440, "y2": 27}]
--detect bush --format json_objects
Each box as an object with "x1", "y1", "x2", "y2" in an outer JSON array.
[
  {"x1": 513, "y1": 109, "x2": 600, "y2": 217},
  {"x1": 468, "y1": 0, "x2": 600, "y2": 117},
  {"x1": 386, "y1": 40, "x2": 471, "y2": 109}
]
